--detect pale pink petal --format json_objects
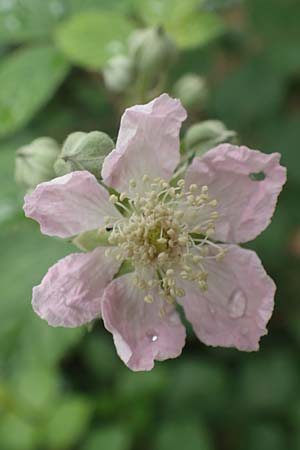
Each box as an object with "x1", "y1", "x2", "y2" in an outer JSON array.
[
  {"x1": 102, "y1": 94, "x2": 187, "y2": 193},
  {"x1": 177, "y1": 245, "x2": 275, "y2": 351},
  {"x1": 24, "y1": 171, "x2": 122, "y2": 238},
  {"x1": 184, "y1": 145, "x2": 286, "y2": 243},
  {"x1": 101, "y1": 273, "x2": 186, "y2": 371},
  {"x1": 32, "y1": 247, "x2": 121, "y2": 327}
]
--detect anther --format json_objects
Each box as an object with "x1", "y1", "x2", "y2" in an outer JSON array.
[
  {"x1": 157, "y1": 237, "x2": 167, "y2": 244},
  {"x1": 166, "y1": 269, "x2": 174, "y2": 276},
  {"x1": 176, "y1": 287, "x2": 186, "y2": 297},
  {"x1": 199, "y1": 280, "x2": 208, "y2": 291},
  {"x1": 144, "y1": 294, "x2": 154, "y2": 303},
  {"x1": 109, "y1": 194, "x2": 118, "y2": 204},
  {"x1": 189, "y1": 184, "x2": 198, "y2": 192}
]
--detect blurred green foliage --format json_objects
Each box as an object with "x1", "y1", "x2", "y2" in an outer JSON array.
[{"x1": 1, "y1": 0, "x2": 300, "y2": 449}]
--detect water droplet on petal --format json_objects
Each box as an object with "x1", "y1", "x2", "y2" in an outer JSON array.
[
  {"x1": 146, "y1": 330, "x2": 158, "y2": 342},
  {"x1": 228, "y1": 289, "x2": 247, "y2": 319}
]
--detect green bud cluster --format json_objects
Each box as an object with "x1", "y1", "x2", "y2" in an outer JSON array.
[
  {"x1": 173, "y1": 74, "x2": 209, "y2": 111},
  {"x1": 129, "y1": 27, "x2": 177, "y2": 80},
  {"x1": 15, "y1": 137, "x2": 60, "y2": 191},
  {"x1": 102, "y1": 55, "x2": 134, "y2": 93},
  {"x1": 184, "y1": 120, "x2": 238, "y2": 157},
  {"x1": 102, "y1": 26, "x2": 177, "y2": 94},
  {"x1": 15, "y1": 131, "x2": 115, "y2": 192},
  {"x1": 54, "y1": 131, "x2": 114, "y2": 178}
]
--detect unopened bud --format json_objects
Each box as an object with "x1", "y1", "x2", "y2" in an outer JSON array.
[
  {"x1": 54, "y1": 131, "x2": 114, "y2": 178},
  {"x1": 184, "y1": 120, "x2": 238, "y2": 157},
  {"x1": 102, "y1": 55, "x2": 134, "y2": 93},
  {"x1": 173, "y1": 74, "x2": 208, "y2": 111},
  {"x1": 15, "y1": 137, "x2": 60, "y2": 191},
  {"x1": 129, "y1": 27, "x2": 177, "y2": 79}
]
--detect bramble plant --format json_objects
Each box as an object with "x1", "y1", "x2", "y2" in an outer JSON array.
[
  {"x1": 1, "y1": 0, "x2": 299, "y2": 449},
  {"x1": 23, "y1": 93, "x2": 286, "y2": 370}
]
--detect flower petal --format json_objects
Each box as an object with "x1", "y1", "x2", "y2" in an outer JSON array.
[
  {"x1": 101, "y1": 273, "x2": 186, "y2": 371},
  {"x1": 32, "y1": 247, "x2": 121, "y2": 327},
  {"x1": 177, "y1": 245, "x2": 275, "y2": 351},
  {"x1": 102, "y1": 93, "x2": 187, "y2": 192},
  {"x1": 24, "y1": 171, "x2": 121, "y2": 238},
  {"x1": 184, "y1": 144, "x2": 287, "y2": 243}
]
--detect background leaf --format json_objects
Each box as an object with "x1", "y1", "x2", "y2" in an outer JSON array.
[
  {"x1": 0, "y1": 218, "x2": 82, "y2": 368},
  {"x1": 0, "y1": 0, "x2": 65, "y2": 44},
  {"x1": 135, "y1": 0, "x2": 223, "y2": 48},
  {"x1": 0, "y1": 46, "x2": 69, "y2": 138},
  {"x1": 84, "y1": 426, "x2": 131, "y2": 450},
  {"x1": 55, "y1": 11, "x2": 134, "y2": 69}
]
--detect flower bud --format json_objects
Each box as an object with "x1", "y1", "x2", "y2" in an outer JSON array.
[
  {"x1": 54, "y1": 131, "x2": 114, "y2": 178},
  {"x1": 15, "y1": 137, "x2": 60, "y2": 191},
  {"x1": 129, "y1": 27, "x2": 177, "y2": 79},
  {"x1": 173, "y1": 74, "x2": 209, "y2": 110},
  {"x1": 102, "y1": 55, "x2": 134, "y2": 93},
  {"x1": 184, "y1": 120, "x2": 238, "y2": 156}
]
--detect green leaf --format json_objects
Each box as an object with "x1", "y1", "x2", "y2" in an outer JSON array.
[
  {"x1": 0, "y1": 414, "x2": 37, "y2": 450},
  {"x1": 68, "y1": 0, "x2": 135, "y2": 15},
  {"x1": 167, "y1": 11, "x2": 223, "y2": 49},
  {"x1": 0, "y1": 46, "x2": 69, "y2": 138},
  {"x1": 135, "y1": 0, "x2": 201, "y2": 27},
  {"x1": 84, "y1": 426, "x2": 131, "y2": 450},
  {"x1": 12, "y1": 366, "x2": 60, "y2": 413},
  {"x1": 0, "y1": 136, "x2": 24, "y2": 225},
  {"x1": 55, "y1": 11, "x2": 134, "y2": 69},
  {"x1": 154, "y1": 419, "x2": 214, "y2": 450},
  {"x1": 115, "y1": 260, "x2": 134, "y2": 277},
  {"x1": 0, "y1": 218, "x2": 82, "y2": 369},
  {"x1": 135, "y1": 0, "x2": 223, "y2": 49},
  {"x1": 0, "y1": 0, "x2": 141, "y2": 45},
  {"x1": 73, "y1": 229, "x2": 110, "y2": 251},
  {"x1": 45, "y1": 396, "x2": 93, "y2": 449},
  {"x1": 0, "y1": 0, "x2": 66, "y2": 44}
]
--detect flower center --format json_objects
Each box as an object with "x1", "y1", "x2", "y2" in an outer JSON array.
[{"x1": 104, "y1": 176, "x2": 225, "y2": 310}]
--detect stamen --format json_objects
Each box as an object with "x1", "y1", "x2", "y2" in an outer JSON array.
[
  {"x1": 105, "y1": 175, "x2": 224, "y2": 307},
  {"x1": 109, "y1": 194, "x2": 118, "y2": 204}
]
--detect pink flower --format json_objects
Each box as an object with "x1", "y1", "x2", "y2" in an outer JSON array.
[{"x1": 24, "y1": 94, "x2": 286, "y2": 371}]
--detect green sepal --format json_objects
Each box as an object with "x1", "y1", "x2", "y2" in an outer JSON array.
[
  {"x1": 114, "y1": 260, "x2": 134, "y2": 278},
  {"x1": 184, "y1": 120, "x2": 238, "y2": 159},
  {"x1": 73, "y1": 229, "x2": 111, "y2": 252}
]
